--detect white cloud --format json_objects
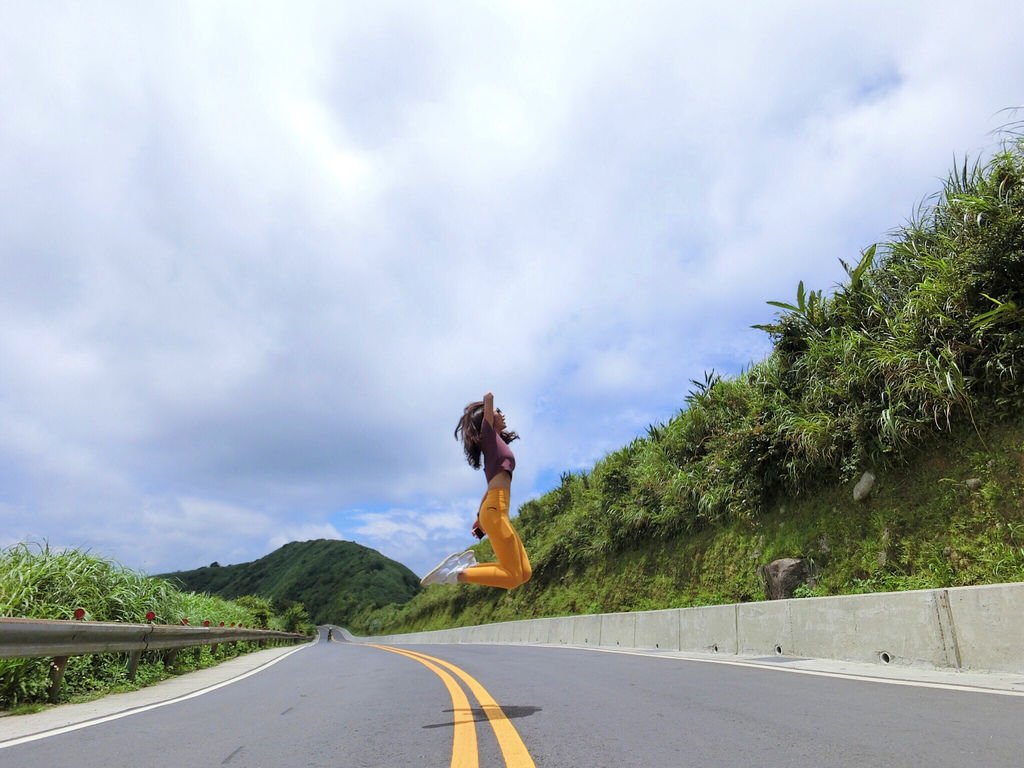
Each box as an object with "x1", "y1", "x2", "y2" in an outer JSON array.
[
  {"x1": 346, "y1": 502, "x2": 482, "y2": 576},
  {"x1": 352, "y1": 514, "x2": 428, "y2": 542}
]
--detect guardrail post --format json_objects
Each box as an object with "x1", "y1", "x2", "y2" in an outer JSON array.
[
  {"x1": 163, "y1": 649, "x2": 178, "y2": 670},
  {"x1": 127, "y1": 650, "x2": 142, "y2": 681},
  {"x1": 49, "y1": 656, "x2": 69, "y2": 703}
]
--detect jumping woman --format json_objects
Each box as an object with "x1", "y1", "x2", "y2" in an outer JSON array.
[{"x1": 420, "y1": 392, "x2": 532, "y2": 589}]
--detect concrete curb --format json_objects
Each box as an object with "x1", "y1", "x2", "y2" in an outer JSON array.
[{"x1": 354, "y1": 581, "x2": 1024, "y2": 674}]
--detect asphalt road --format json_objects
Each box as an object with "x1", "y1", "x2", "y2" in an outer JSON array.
[{"x1": 2, "y1": 630, "x2": 1022, "y2": 767}]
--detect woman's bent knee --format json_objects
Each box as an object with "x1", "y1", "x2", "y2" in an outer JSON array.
[{"x1": 517, "y1": 565, "x2": 532, "y2": 587}]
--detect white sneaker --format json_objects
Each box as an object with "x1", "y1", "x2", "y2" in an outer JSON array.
[
  {"x1": 438, "y1": 551, "x2": 476, "y2": 584},
  {"x1": 421, "y1": 550, "x2": 476, "y2": 586},
  {"x1": 421, "y1": 551, "x2": 461, "y2": 586}
]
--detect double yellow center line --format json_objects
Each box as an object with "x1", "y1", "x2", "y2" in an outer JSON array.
[{"x1": 369, "y1": 645, "x2": 535, "y2": 768}]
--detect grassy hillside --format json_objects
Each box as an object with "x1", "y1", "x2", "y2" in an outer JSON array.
[
  {"x1": 366, "y1": 134, "x2": 1024, "y2": 634},
  {"x1": 160, "y1": 539, "x2": 421, "y2": 628}
]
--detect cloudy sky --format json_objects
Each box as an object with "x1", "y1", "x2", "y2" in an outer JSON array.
[{"x1": 2, "y1": 2, "x2": 1022, "y2": 578}]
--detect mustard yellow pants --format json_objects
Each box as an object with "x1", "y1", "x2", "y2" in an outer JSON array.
[{"x1": 460, "y1": 488, "x2": 532, "y2": 590}]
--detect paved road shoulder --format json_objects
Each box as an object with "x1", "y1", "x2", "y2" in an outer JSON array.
[{"x1": 0, "y1": 641, "x2": 313, "y2": 746}]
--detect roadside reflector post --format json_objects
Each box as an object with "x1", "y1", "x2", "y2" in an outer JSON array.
[
  {"x1": 198, "y1": 621, "x2": 209, "y2": 661},
  {"x1": 73, "y1": 608, "x2": 86, "y2": 620},
  {"x1": 213, "y1": 621, "x2": 224, "y2": 655},
  {"x1": 49, "y1": 656, "x2": 69, "y2": 703},
  {"x1": 127, "y1": 651, "x2": 142, "y2": 681}
]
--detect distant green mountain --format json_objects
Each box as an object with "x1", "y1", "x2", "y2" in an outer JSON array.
[{"x1": 159, "y1": 539, "x2": 421, "y2": 627}]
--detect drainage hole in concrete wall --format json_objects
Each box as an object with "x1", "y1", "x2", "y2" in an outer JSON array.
[
  {"x1": 879, "y1": 651, "x2": 892, "y2": 664},
  {"x1": 775, "y1": 645, "x2": 783, "y2": 655},
  {"x1": 712, "y1": 644, "x2": 719, "y2": 653},
  {"x1": 655, "y1": 643, "x2": 659, "y2": 648}
]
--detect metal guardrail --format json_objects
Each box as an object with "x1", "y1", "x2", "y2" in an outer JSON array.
[
  {"x1": 0, "y1": 617, "x2": 309, "y2": 702},
  {"x1": 0, "y1": 617, "x2": 306, "y2": 658}
]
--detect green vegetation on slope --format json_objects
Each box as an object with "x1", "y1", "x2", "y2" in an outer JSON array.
[
  {"x1": 368, "y1": 135, "x2": 1024, "y2": 634},
  {"x1": 0, "y1": 543, "x2": 304, "y2": 710},
  {"x1": 160, "y1": 539, "x2": 421, "y2": 629}
]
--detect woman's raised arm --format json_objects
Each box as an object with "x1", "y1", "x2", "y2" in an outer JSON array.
[{"x1": 483, "y1": 392, "x2": 495, "y2": 427}]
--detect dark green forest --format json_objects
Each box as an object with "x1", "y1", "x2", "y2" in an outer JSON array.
[{"x1": 160, "y1": 539, "x2": 421, "y2": 627}]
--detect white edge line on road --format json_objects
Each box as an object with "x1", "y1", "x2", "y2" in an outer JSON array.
[
  {"x1": 0, "y1": 642, "x2": 313, "y2": 750},
  {"x1": 527, "y1": 643, "x2": 1024, "y2": 697}
]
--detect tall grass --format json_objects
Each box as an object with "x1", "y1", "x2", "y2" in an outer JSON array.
[
  {"x1": 0, "y1": 542, "x2": 256, "y2": 626},
  {"x1": 555, "y1": 136, "x2": 1024, "y2": 546}
]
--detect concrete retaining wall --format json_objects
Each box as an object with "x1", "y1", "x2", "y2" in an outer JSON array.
[{"x1": 360, "y1": 581, "x2": 1024, "y2": 673}]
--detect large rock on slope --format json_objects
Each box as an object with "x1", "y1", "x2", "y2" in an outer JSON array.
[{"x1": 758, "y1": 557, "x2": 817, "y2": 600}]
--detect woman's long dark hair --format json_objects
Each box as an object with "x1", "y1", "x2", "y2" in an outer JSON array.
[{"x1": 454, "y1": 400, "x2": 519, "y2": 469}]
